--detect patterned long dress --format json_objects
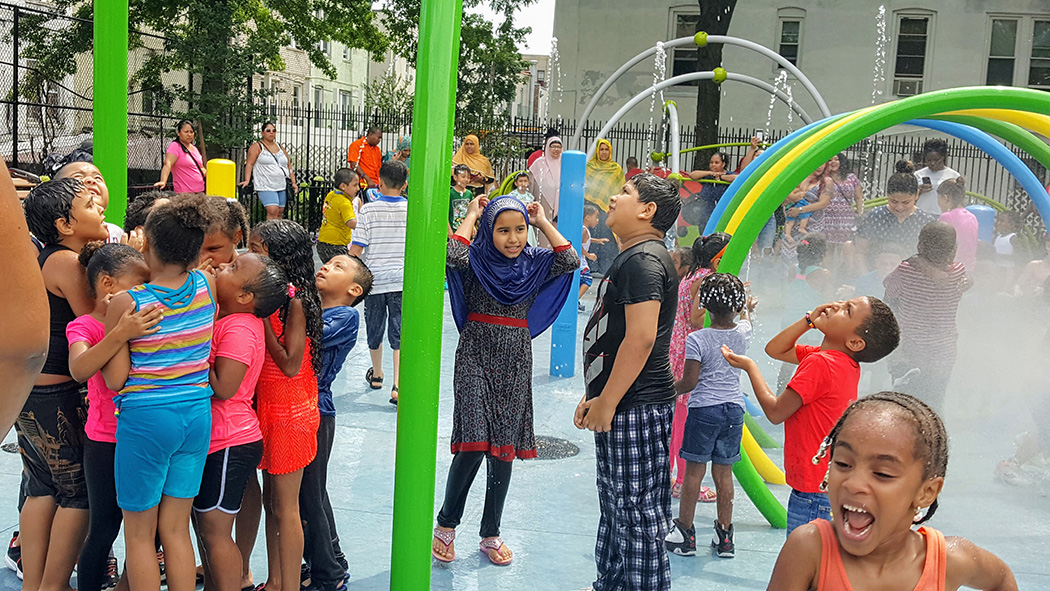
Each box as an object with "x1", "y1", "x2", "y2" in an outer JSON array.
[
  {"x1": 447, "y1": 238, "x2": 579, "y2": 461},
  {"x1": 669, "y1": 269, "x2": 711, "y2": 380},
  {"x1": 823, "y1": 173, "x2": 861, "y2": 244}
]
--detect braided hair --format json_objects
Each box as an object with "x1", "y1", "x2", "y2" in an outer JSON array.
[
  {"x1": 688, "y1": 232, "x2": 731, "y2": 277},
  {"x1": 696, "y1": 273, "x2": 746, "y2": 320},
  {"x1": 813, "y1": 391, "x2": 949, "y2": 524},
  {"x1": 251, "y1": 220, "x2": 324, "y2": 377}
]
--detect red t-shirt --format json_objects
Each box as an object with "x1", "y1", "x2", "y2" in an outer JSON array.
[
  {"x1": 347, "y1": 137, "x2": 382, "y2": 186},
  {"x1": 784, "y1": 344, "x2": 860, "y2": 492},
  {"x1": 208, "y1": 313, "x2": 265, "y2": 454}
]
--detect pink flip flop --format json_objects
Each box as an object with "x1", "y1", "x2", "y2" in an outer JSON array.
[
  {"x1": 432, "y1": 528, "x2": 455, "y2": 563},
  {"x1": 479, "y1": 537, "x2": 513, "y2": 566}
]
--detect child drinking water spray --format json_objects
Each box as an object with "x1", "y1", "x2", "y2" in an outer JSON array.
[
  {"x1": 247, "y1": 219, "x2": 324, "y2": 591},
  {"x1": 665, "y1": 273, "x2": 756, "y2": 559},
  {"x1": 21, "y1": 178, "x2": 110, "y2": 591},
  {"x1": 67, "y1": 242, "x2": 159, "y2": 591},
  {"x1": 102, "y1": 194, "x2": 225, "y2": 591},
  {"x1": 768, "y1": 392, "x2": 1017, "y2": 591},
  {"x1": 669, "y1": 233, "x2": 730, "y2": 502},
  {"x1": 194, "y1": 253, "x2": 289, "y2": 591},
  {"x1": 722, "y1": 296, "x2": 900, "y2": 535},
  {"x1": 434, "y1": 195, "x2": 578, "y2": 565}
]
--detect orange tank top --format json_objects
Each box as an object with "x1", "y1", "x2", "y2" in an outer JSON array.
[{"x1": 815, "y1": 519, "x2": 946, "y2": 591}]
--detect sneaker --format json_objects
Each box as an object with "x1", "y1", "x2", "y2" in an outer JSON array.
[
  {"x1": 664, "y1": 518, "x2": 696, "y2": 556},
  {"x1": 712, "y1": 521, "x2": 735, "y2": 558},
  {"x1": 103, "y1": 556, "x2": 119, "y2": 590},
  {"x1": 5, "y1": 532, "x2": 19, "y2": 576},
  {"x1": 578, "y1": 302, "x2": 586, "y2": 313},
  {"x1": 11, "y1": 557, "x2": 21, "y2": 581},
  {"x1": 157, "y1": 551, "x2": 166, "y2": 584}
]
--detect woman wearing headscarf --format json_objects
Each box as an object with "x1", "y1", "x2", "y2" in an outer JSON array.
[
  {"x1": 584, "y1": 138, "x2": 624, "y2": 273},
  {"x1": 452, "y1": 134, "x2": 494, "y2": 195},
  {"x1": 528, "y1": 137, "x2": 563, "y2": 247},
  {"x1": 384, "y1": 135, "x2": 411, "y2": 171}
]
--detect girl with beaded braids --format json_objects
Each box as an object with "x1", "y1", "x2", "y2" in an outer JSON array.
[
  {"x1": 245, "y1": 219, "x2": 322, "y2": 591},
  {"x1": 769, "y1": 392, "x2": 1017, "y2": 591}
]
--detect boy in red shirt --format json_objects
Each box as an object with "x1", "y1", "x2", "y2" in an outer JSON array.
[{"x1": 722, "y1": 296, "x2": 899, "y2": 534}]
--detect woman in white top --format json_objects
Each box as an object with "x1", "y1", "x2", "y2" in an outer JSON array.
[{"x1": 240, "y1": 122, "x2": 298, "y2": 220}]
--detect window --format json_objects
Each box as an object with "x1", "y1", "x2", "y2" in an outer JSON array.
[
  {"x1": 892, "y1": 14, "x2": 931, "y2": 96},
  {"x1": 775, "y1": 9, "x2": 805, "y2": 68},
  {"x1": 1031, "y1": 20, "x2": 1050, "y2": 88},
  {"x1": 292, "y1": 85, "x2": 302, "y2": 126},
  {"x1": 537, "y1": 69, "x2": 545, "y2": 82},
  {"x1": 340, "y1": 90, "x2": 352, "y2": 130},
  {"x1": 343, "y1": 46, "x2": 351, "y2": 60},
  {"x1": 670, "y1": 11, "x2": 700, "y2": 86},
  {"x1": 987, "y1": 19, "x2": 1018, "y2": 85},
  {"x1": 313, "y1": 86, "x2": 323, "y2": 128},
  {"x1": 319, "y1": 39, "x2": 330, "y2": 56}
]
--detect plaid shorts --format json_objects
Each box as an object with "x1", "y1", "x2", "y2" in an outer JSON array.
[{"x1": 592, "y1": 402, "x2": 674, "y2": 591}]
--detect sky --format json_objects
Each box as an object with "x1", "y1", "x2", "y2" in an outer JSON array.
[{"x1": 466, "y1": 0, "x2": 556, "y2": 56}]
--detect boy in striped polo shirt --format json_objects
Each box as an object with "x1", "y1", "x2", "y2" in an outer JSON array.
[{"x1": 350, "y1": 160, "x2": 408, "y2": 404}]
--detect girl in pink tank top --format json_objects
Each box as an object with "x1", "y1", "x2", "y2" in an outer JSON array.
[{"x1": 768, "y1": 393, "x2": 1017, "y2": 591}]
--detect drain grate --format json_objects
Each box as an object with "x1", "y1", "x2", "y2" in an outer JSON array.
[
  {"x1": 533, "y1": 435, "x2": 580, "y2": 460},
  {"x1": 1, "y1": 443, "x2": 18, "y2": 454}
]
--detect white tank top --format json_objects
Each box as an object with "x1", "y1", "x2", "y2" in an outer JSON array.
[
  {"x1": 253, "y1": 142, "x2": 289, "y2": 192},
  {"x1": 995, "y1": 232, "x2": 1016, "y2": 256}
]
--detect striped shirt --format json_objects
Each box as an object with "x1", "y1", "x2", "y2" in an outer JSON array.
[
  {"x1": 883, "y1": 260, "x2": 968, "y2": 368},
  {"x1": 351, "y1": 194, "x2": 407, "y2": 294},
  {"x1": 121, "y1": 270, "x2": 215, "y2": 408}
]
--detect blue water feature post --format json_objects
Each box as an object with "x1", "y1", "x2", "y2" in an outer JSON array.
[
  {"x1": 550, "y1": 150, "x2": 586, "y2": 377},
  {"x1": 966, "y1": 204, "x2": 997, "y2": 242}
]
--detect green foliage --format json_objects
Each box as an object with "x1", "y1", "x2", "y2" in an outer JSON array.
[
  {"x1": 363, "y1": 71, "x2": 414, "y2": 112},
  {"x1": 380, "y1": 1, "x2": 531, "y2": 129},
  {"x1": 19, "y1": 0, "x2": 389, "y2": 154}
]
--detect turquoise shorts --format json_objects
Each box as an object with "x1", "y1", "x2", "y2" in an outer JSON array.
[{"x1": 115, "y1": 398, "x2": 211, "y2": 512}]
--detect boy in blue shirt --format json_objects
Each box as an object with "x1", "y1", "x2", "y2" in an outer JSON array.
[{"x1": 300, "y1": 254, "x2": 373, "y2": 590}]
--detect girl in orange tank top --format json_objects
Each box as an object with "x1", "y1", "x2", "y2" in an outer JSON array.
[{"x1": 767, "y1": 392, "x2": 1017, "y2": 591}]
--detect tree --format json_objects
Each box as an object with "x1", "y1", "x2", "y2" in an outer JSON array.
[
  {"x1": 19, "y1": 0, "x2": 389, "y2": 155},
  {"x1": 379, "y1": 1, "x2": 529, "y2": 130},
  {"x1": 692, "y1": 0, "x2": 737, "y2": 170},
  {"x1": 363, "y1": 71, "x2": 414, "y2": 113}
]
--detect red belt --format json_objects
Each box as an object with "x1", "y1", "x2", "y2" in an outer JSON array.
[{"x1": 467, "y1": 313, "x2": 528, "y2": 328}]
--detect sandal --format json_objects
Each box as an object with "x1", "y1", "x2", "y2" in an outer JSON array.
[
  {"x1": 671, "y1": 482, "x2": 682, "y2": 498},
  {"x1": 366, "y1": 368, "x2": 383, "y2": 390},
  {"x1": 432, "y1": 527, "x2": 455, "y2": 562},
  {"x1": 700, "y1": 486, "x2": 717, "y2": 503},
  {"x1": 479, "y1": 537, "x2": 513, "y2": 566},
  {"x1": 389, "y1": 386, "x2": 398, "y2": 405}
]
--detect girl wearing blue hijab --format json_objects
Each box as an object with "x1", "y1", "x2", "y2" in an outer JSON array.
[{"x1": 435, "y1": 195, "x2": 578, "y2": 566}]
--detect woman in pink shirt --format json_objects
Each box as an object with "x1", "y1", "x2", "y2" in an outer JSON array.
[
  {"x1": 155, "y1": 120, "x2": 206, "y2": 194},
  {"x1": 936, "y1": 177, "x2": 978, "y2": 272}
]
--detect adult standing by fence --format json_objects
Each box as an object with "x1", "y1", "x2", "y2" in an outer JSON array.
[
  {"x1": 529, "y1": 136, "x2": 563, "y2": 246},
  {"x1": 585, "y1": 139, "x2": 624, "y2": 274},
  {"x1": 154, "y1": 119, "x2": 206, "y2": 194},
  {"x1": 452, "y1": 134, "x2": 494, "y2": 196},
  {"x1": 347, "y1": 127, "x2": 383, "y2": 189},
  {"x1": 240, "y1": 122, "x2": 298, "y2": 220}
]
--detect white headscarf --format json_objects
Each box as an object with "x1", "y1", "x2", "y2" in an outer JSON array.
[{"x1": 529, "y1": 136, "x2": 563, "y2": 221}]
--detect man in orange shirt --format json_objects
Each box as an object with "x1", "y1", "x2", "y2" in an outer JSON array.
[{"x1": 347, "y1": 127, "x2": 383, "y2": 188}]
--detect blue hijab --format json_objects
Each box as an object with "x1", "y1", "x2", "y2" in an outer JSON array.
[{"x1": 447, "y1": 196, "x2": 573, "y2": 338}]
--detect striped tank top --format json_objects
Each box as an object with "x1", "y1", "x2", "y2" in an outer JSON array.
[{"x1": 120, "y1": 269, "x2": 215, "y2": 409}]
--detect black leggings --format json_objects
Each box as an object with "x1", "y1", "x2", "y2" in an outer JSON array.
[
  {"x1": 78, "y1": 439, "x2": 122, "y2": 591},
  {"x1": 436, "y1": 451, "x2": 513, "y2": 538}
]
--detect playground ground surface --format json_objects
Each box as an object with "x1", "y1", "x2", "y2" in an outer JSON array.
[{"x1": 0, "y1": 260, "x2": 1048, "y2": 590}]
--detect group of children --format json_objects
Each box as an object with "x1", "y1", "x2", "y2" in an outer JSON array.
[{"x1": 16, "y1": 159, "x2": 375, "y2": 591}]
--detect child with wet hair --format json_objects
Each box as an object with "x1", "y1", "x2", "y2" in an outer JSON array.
[
  {"x1": 722, "y1": 294, "x2": 900, "y2": 535},
  {"x1": 124, "y1": 190, "x2": 174, "y2": 234},
  {"x1": 883, "y1": 221, "x2": 971, "y2": 412},
  {"x1": 665, "y1": 273, "x2": 756, "y2": 559},
  {"x1": 769, "y1": 392, "x2": 1017, "y2": 591},
  {"x1": 198, "y1": 195, "x2": 250, "y2": 270}
]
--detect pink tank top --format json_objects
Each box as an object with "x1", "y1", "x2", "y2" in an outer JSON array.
[{"x1": 815, "y1": 519, "x2": 947, "y2": 591}]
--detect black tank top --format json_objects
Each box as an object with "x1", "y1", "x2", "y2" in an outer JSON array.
[{"x1": 38, "y1": 244, "x2": 77, "y2": 377}]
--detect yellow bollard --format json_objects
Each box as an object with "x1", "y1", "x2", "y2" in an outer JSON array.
[{"x1": 206, "y1": 159, "x2": 237, "y2": 199}]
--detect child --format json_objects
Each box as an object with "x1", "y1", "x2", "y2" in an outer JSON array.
[
  {"x1": 300, "y1": 254, "x2": 372, "y2": 589},
  {"x1": 199, "y1": 195, "x2": 251, "y2": 270},
  {"x1": 434, "y1": 196, "x2": 578, "y2": 565},
  {"x1": 842, "y1": 241, "x2": 906, "y2": 300},
  {"x1": 54, "y1": 161, "x2": 124, "y2": 243},
  {"x1": 883, "y1": 222, "x2": 971, "y2": 412},
  {"x1": 769, "y1": 392, "x2": 1018, "y2": 591},
  {"x1": 936, "y1": 177, "x2": 978, "y2": 273},
  {"x1": 247, "y1": 219, "x2": 325, "y2": 591},
  {"x1": 101, "y1": 194, "x2": 225, "y2": 591},
  {"x1": 722, "y1": 295, "x2": 900, "y2": 535},
  {"x1": 665, "y1": 273, "x2": 756, "y2": 559},
  {"x1": 449, "y1": 164, "x2": 474, "y2": 233},
  {"x1": 20, "y1": 178, "x2": 109, "y2": 591},
  {"x1": 575, "y1": 173, "x2": 682, "y2": 590},
  {"x1": 994, "y1": 210, "x2": 1022, "y2": 270},
  {"x1": 124, "y1": 190, "x2": 173, "y2": 234},
  {"x1": 316, "y1": 168, "x2": 359, "y2": 264},
  {"x1": 67, "y1": 242, "x2": 158, "y2": 591},
  {"x1": 579, "y1": 203, "x2": 610, "y2": 311},
  {"x1": 194, "y1": 253, "x2": 290, "y2": 591},
  {"x1": 350, "y1": 160, "x2": 408, "y2": 404},
  {"x1": 783, "y1": 184, "x2": 812, "y2": 245},
  {"x1": 669, "y1": 233, "x2": 730, "y2": 502},
  {"x1": 508, "y1": 172, "x2": 536, "y2": 245}
]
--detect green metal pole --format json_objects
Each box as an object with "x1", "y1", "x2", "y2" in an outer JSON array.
[
  {"x1": 93, "y1": 0, "x2": 129, "y2": 227},
  {"x1": 390, "y1": 0, "x2": 462, "y2": 588}
]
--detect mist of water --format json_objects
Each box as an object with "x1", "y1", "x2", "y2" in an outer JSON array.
[{"x1": 871, "y1": 5, "x2": 887, "y2": 104}]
